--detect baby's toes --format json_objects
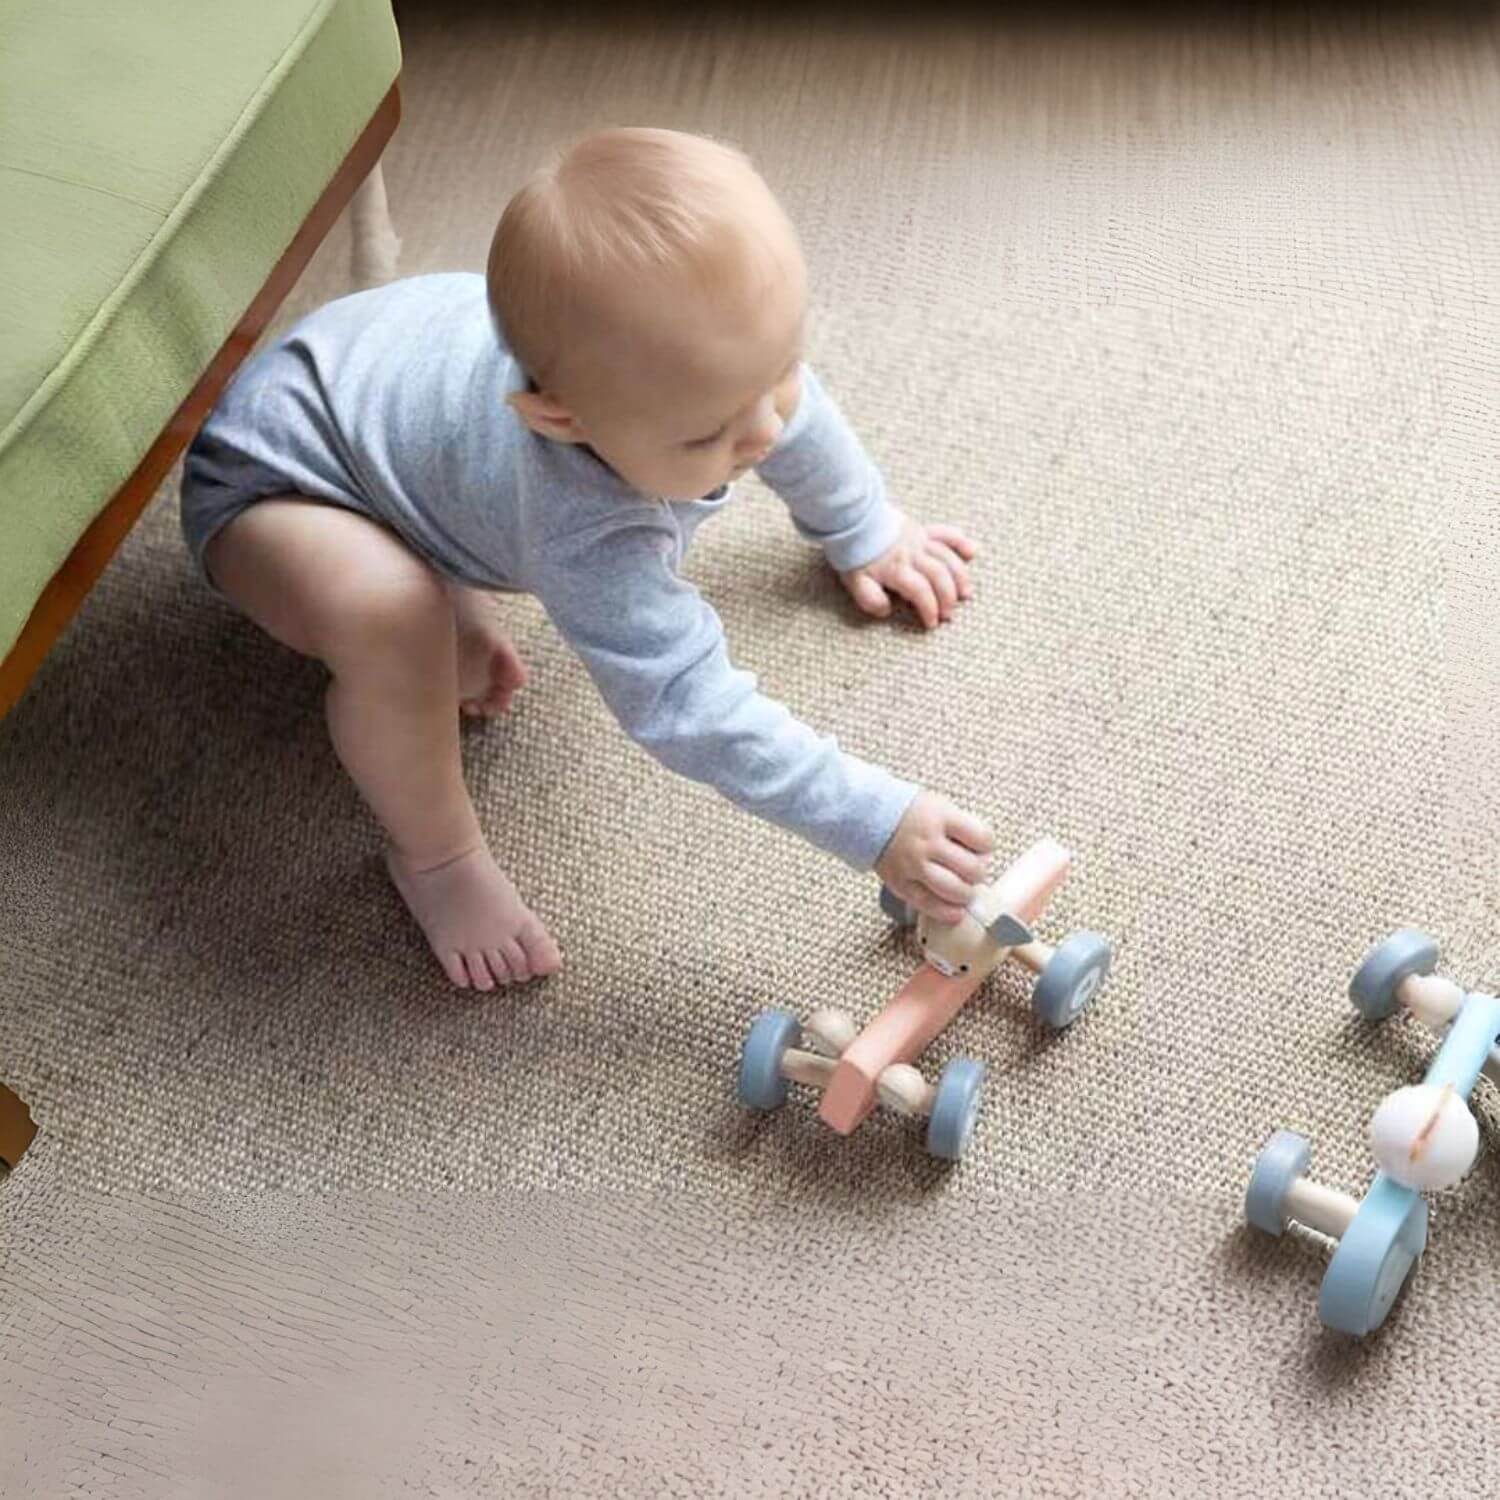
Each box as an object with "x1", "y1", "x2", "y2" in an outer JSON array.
[
  {"x1": 493, "y1": 642, "x2": 528, "y2": 693},
  {"x1": 521, "y1": 922, "x2": 562, "y2": 977},
  {"x1": 465, "y1": 950, "x2": 498, "y2": 992},
  {"x1": 482, "y1": 680, "x2": 516, "y2": 716},
  {"x1": 499, "y1": 936, "x2": 530, "y2": 982}
]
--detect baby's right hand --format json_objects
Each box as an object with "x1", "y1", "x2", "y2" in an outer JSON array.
[{"x1": 876, "y1": 791, "x2": 995, "y2": 926}]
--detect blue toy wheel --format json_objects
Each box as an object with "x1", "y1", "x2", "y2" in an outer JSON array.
[
  {"x1": 1245, "y1": 1130, "x2": 1311, "y2": 1236},
  {"x1": 1349, "y1": 928, "x2": 1438, "y2": 1021},
  {"x1": 1318, "y1": 1176, "x2": 1428, "y2": 1336},
  {"x1": 879, "y1": 884, "x2": 917, "y2": 929},
  {"x1": 925, "y1": 1057, "x2": 986, "y2": 1161},
  {"x1": 1032, "y1": 932, "x2": 1112, "y2": 1029},
  {"x1": 738, "y1": 1011, "x2": 803, "y2": 1111}
]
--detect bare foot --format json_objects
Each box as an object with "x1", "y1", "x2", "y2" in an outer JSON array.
[
  {"x1": 451, "y1": 587, "x2": 528, "y2": 718},
  {"x1": 386, "y1": 844, "x2": 562, "y2": 990}
]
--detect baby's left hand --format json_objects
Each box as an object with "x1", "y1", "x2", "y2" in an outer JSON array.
[{"x1": 839, "y1": 512, "x2": 980, "y2": 629}]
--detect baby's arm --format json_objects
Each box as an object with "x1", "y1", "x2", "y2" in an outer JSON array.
[
  {"x1": 528, "y1": 509, "x2": 992, "y2": 921},
  {"x1": 754, "y1": 364, "x2": 902, "y2": 574},
  {"x1": 756, "y1": 365, "x2": 979, "y2": 629},
  {"x1": 529, "y1": 509, "x2": 914, "y2": 870}
]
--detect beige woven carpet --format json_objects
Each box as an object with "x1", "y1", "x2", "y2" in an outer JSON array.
[{"x1": 3, "y1": 3, "x2": 1499, "y2": 1493}]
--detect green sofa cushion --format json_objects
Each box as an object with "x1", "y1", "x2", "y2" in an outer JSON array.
[{"x1": 0, "y1": 0, "x2": 401, "y2": 662}]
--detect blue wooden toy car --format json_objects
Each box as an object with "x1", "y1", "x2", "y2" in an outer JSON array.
[{"x1": 1246, "y1": 928, "x2": 1499, "y2": 1335}]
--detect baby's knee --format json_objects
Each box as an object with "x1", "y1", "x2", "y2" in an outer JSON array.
[{"x1": 318, "y1": 557, "x2": 452, "y2": 672}]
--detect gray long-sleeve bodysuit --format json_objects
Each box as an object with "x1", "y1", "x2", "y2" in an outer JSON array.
[{"x1": 181, "y1": 273, "x2": 918, "y2": 870}]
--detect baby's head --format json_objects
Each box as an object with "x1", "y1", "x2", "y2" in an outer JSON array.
[{"x1": 488, "y1": 128, "x2": 807, "y2": 500}]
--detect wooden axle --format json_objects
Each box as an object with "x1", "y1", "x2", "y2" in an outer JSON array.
[
  {"x1": 1398, "y1": 973, "x2": 1500, "y2": 1089},
  {"x1": 787, "y1": 933, "x2": 1057, "y2": 1130},
  {"x1": 805, "y1": 1008, "x2": 859, "y2": 1057},
  {"x1": 1284, "y1": 1175, "x2": 1360, "y2": 1240},
  {"x1": 1399, "y1": 973, "x2": 1464, "y2": 1027},
  {"x1": 1012, "y1": 939, "x2": 1053, "y2": 975},
  {"x1": 780, "y1": 1047, "x2": 936, "y2": 1118}
]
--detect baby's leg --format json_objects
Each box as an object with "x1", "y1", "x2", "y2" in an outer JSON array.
[
  {"x1": 447, "y1": 582, "x2": 528, "y2": 719},
  {"x1": 204, "y1": 498, "x2": 561, "y2": 990}
]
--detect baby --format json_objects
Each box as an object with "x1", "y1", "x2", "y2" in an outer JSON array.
[{"x1": 181, "y1": 127, "x2": 994, "y2": 990}]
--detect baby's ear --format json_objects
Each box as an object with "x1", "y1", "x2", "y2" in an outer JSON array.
[{"x1": 507, "y1": 389, "x2": 585, "y2": 444}]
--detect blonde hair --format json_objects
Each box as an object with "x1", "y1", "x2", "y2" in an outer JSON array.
[{"x1": 487, "y1": 127, "x2": 789, "y2": 396}]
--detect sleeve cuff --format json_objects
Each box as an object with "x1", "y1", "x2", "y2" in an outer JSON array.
[
  {"x1": 828, "y1": 774, "x2": 921, "y2": 872},
  {"x1": 821, "y1": 498, "x2": 904, "y2": 575}
]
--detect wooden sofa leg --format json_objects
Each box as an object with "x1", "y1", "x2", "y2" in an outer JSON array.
[
  {"x1": 350, "y1": 159, "x2": 401, "y2": 289},
  {"x1": 0, "y1": 1081, "x2": 37, "y2": 1172}
]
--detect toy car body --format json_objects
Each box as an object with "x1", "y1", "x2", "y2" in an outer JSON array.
[
  {"x1": 1246, "y1": 929, "x2": 1500, "y2": 1335},
  {"x1": 737, "y1": 837, "x2": 1111, "y2": 1160}
]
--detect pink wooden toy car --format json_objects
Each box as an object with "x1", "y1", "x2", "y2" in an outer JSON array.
[{"x1": 737, "y1": 837, "x2": 1112, "y2": 1159}]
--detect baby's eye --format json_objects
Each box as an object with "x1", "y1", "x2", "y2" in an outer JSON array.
[{"x1": 684, "y1": 426, "x2": 728, "y2": 450}]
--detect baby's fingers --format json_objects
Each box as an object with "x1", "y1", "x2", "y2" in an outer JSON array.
[
  {"x1": 928, "y1": 523, "x2": 980, "y2": 560},
  {"x1": 916, "y1": 553, "x2": 958, "y2": 620},
  {"x1": 845, "y1": 570, "x2": 892, "y2": 618},
  {"x1": 931, "y1": 841, "x2": 988, "y2": 885},
  {"x1": 945, "y1": 807, "x2": 994, "y2": 856},
  {"x1": 922, "y1": 861, "x2": 978, "y2": 909},
  {"x1": 896, "y1": 565, "x2": 942, "y2": 630},
  {"x1": 930, "y1": 541, "x2": 972, "y2": 600},
  {"x1": 907, "y1": 880, "x2": 968, "y2": 927}
]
